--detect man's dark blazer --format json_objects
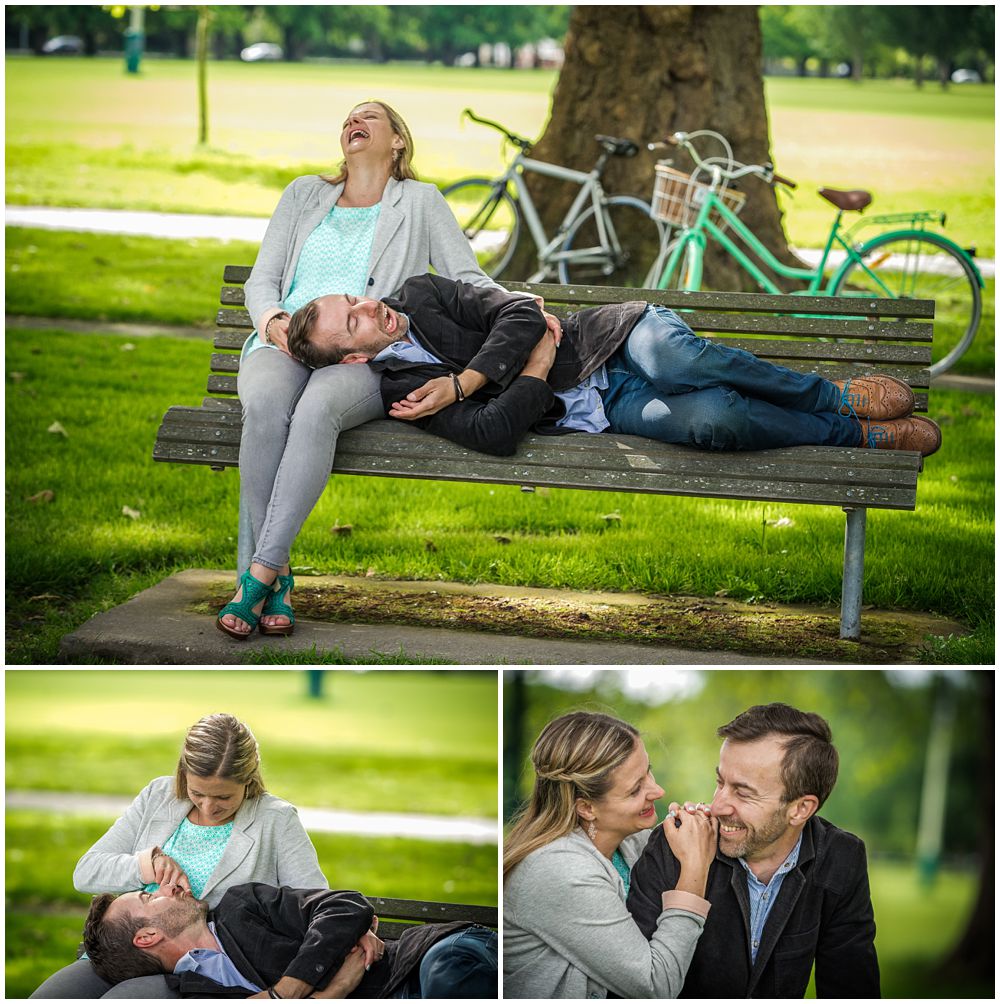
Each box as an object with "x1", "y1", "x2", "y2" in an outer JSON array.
[
  {"x1": 627, "y1": 816, "x2": 880, "y2": 998},
  {"x1": 163, "y1": 883, "x2": 474, "y2": 999},
  {"x1": 375, "y1": 274, "x2": 647, "y2": 455}
]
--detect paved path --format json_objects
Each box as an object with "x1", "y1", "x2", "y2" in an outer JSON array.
[
  {"x1": 7, "y1": 205, "x2": 995, "y2": 277},
  {"x1": 58, "y1": 568, "x2": 833, "y2": 666},
  {"x1": 6, "y1": 790, "x2": 497, "y2": 845}
]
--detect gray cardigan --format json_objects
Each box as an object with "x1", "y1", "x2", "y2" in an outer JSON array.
[
  {"x1": 243, "y1": 174, "x2": 505, "y2": 336},
  {"x1": 73, "y1": 776, "x2": 327, "y2": 908},
  {"x1": 503, "y1": 828, "x2": 709, "y2": 999}
]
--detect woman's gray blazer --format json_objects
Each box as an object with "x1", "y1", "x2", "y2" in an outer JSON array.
[
  {"x1": 243, "y1": 175, "x2": 505, "y2": 335},
  {"x1": 503, "y1": 828, "x2": 709, "y2": 999},
  {"x1": 73, "y1": 776, "x2": 327, "y2": 908}
]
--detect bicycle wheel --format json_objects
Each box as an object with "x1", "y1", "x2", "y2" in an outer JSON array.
[
  {"x1": 654, "y1": 237, "x2": 702, "y2": 291},
  {"x1": 558, "y1": 196, "x2": 665, "y2": 287},
  {"x1": 829, "y1": 230, "x2": 982, "y2": 377},
  {"x1": 442, "y1": 178, "x2": 520, "y2": 279}
]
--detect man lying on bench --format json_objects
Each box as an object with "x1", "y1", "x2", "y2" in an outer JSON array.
[
  {"x1": 83, "y1": 882, "x2": 496, "y2": 998},
  {"x1": 285, "y1": 273, "x2": 940, "y2": 458}
]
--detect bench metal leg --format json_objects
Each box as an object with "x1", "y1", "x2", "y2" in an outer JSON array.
[
  {"x1": 237, "y1": 478, "x2": 255, "y2": 583},
  {"x1": 840, "y1": 506, "x2": 867, "y2": 641}
]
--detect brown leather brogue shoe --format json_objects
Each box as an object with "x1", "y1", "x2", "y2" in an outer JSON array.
[
  {"x1": 862, "y1": 415, "x2": 942, "y2": 457},
  {"x1": 834, "y1": 375, "x2": 915, "y2": 420}
]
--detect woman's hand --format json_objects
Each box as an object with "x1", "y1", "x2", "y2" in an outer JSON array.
[
  {"x1": 663, "y1": 800, "x2": 717, "y2": 898},
  {"x1": 265, "y1": 313, "x2": 291, "y2": 355},
  {"x1": 151, "y1": 851, "x2": 191, "y2": 894}
]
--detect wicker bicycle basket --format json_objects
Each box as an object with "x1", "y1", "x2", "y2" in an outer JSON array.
[{"x1": 651, "y1": 163, "x2": 747, "y2": 228}]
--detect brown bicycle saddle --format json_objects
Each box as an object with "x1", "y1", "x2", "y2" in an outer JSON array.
[{"x1": 819, "y1": 187, "x2": 873, "y2": 212}]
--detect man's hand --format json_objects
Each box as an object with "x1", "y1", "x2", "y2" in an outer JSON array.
[
  {"x1": 389, "y1": 369, "x2": 488, "y2": 421},
  {"x1": 521, "y1": 327, "x2": 559, "y2": 380},
  {"x1": 246, "y1": 976, "x2": 314, "y2": 999},
  {"x1": 313, "y1": 946, "x2": 369, "y2": 999},
  {"x1": 541, "y1": 310, "x2": 563, "y2": 346}
]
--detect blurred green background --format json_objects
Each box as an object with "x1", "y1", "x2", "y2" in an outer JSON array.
[
  {"x1": 503, "y1": 668, "x2": 993, "y2": 999},
  {"x1": 5, "y1": 669, "x2": 498, "y2": 998}
]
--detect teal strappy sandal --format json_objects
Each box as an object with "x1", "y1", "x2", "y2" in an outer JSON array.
[
  {"x1": 216, "y1": 569, "x2": 274, "y2": 640},
  {"x1": 259, "y1": 572, "x2": 295, "y2": 637}
]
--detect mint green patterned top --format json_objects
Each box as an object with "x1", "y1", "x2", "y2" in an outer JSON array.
[
  {"x1": 143, "y1": 818, "x2": 234, "y2": 899},
  {"x1": 611, "y1": 848, "x2": 631, "y2": 897},
  {"x1": 243, "y1": 202, "x2": 382, "y2": 357}
]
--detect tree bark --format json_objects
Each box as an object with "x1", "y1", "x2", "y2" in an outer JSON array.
[{"x1": 505, "y1": 5, "x2": 799, "y2": 289}]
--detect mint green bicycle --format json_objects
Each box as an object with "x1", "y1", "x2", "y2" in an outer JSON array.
[{"x1": 649, "y1": 130, "x2": 984, "y2": 376}]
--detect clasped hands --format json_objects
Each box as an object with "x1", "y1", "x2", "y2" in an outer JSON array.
[{"x1": 389, "y1": 310, "x2": 563, "y2": 422}]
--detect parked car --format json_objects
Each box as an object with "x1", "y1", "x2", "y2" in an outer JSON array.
[
  {"x1": 42, "y1": 35, "x2": 83, "y2": 55},
  {"x1": 240, "y1": 42, "x2": 283, "y2": 62},
  {"x1": 951, "y1": 68, "x2": 982, "y2": 84}
]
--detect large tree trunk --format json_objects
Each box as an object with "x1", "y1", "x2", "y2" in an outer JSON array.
[{"x1": 505, "y1": 5, "x2": 799, "y2": 289}]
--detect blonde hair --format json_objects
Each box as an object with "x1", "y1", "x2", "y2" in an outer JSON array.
[
  {"x1": 503, "y1": 711, "x2": 639, "y2": 881},
  {"x1": 322, "y1": 100, "x2": 417, "y2": 186},
  {"x1": 174, "y1": 713, "x2": 265, "y2": 800}
]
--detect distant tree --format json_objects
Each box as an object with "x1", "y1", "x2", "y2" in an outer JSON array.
[
  {"x1": 268, "y1": 5, "x2": 334, "y2": 61},
  {"x1": 759, "y1": 6, "x2": 816, "y2": 76},
  {"x1": 882, "y1": 6, "x2": 984, "y2": 87}
]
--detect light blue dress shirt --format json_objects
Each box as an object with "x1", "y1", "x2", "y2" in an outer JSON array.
[
  {"x1": 173, "y1": 921, "x2": 261, "y2": 993},
  {"x1": 738, "y1": 832, "x2": 803, "y2": 964}
]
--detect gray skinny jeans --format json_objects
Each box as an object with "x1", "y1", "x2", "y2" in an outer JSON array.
[{"x1": 238, "y1": 347, "x2": 384, "y2": 571}]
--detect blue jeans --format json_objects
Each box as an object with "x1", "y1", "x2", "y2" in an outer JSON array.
[
  {"x1": 394, "y1": 926, "x2": 498, "y2": 999},
  {"x1": 601, "y1": 306, "x2": 861, "y2": 450}
]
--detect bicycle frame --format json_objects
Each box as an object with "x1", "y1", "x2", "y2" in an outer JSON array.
[
  {"x1": 656, "y1": 186, "x2": 920, "y2": 298},
  {"x1": 499, "y1": 153, "x2": 614, "y2": 274}
]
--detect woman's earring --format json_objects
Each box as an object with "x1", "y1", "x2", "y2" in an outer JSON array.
[{"x1": 587, "y1": 820, "x2": 597, "y2": 841}]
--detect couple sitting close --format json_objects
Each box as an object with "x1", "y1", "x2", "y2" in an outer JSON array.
[
  {"x1": 32, "y1": 714, "x2": 496, "y2": 999},
  {"x1": 216, "y1": 96, "x2": 941, "y2": 640},
  {"x1": 503, "y1": 702, "x2": 880, "y2": 998}
]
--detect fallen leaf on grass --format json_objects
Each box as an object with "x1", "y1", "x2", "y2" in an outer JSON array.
[
  {"x1": 329, "y1": 523, "x2": 353, "y2": 536},
  {"x1": 28, "y1": 489, "x2": 55, "y2": 503},
  {"x1": 424, "y1": 540, "x2": 438, "y2": 552},
  {"x1": 599, "y1": 511, "x2": 622, "y2": 522},
  {"x1": 365, "y1": 567, "x2": 377, "y2": 578},
  {"x1": 29, "y1": 593, "x2": 63, "y2": 602},
  {"x1": 9, "y1": 372, "x2": 25, "y2": 383},
  {"x1": 121, "y1": 343, "x2": 136, "y2": 352},
  {"x1": 47, "y1": 421, "x2": 68, "y2": 437},
  {"x1": 494, "y1": 535, "x2": 512, "y2": 544},
  {"x1": 122, "y1": 505, "x2": 142, "y2": 520}
]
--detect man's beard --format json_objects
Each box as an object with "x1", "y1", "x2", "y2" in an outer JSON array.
[
  {"x1": 717, "y1": 805, "x2": 789, "y2": 860},
  {"x1": 155, "y1": 895, "x2": 209, "y2": 938}
]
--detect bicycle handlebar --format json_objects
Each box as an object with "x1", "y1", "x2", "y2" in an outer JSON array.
[
  {"x1": 650, "y1": 131, "x2": 798, "y2": 189},
  {"x1": 462, "y1": 108, "x2": 532, "y2": 150}
]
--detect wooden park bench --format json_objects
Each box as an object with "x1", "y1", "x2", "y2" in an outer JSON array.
[{"x1": 153, "y1": 268, "x2": 934, "y2": 642}]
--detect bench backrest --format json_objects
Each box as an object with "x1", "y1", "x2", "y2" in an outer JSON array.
[
  {"x1": 371, "y1": 896, "x2": 497, "y2": 941},
  {"x1": 211, "y1": 269, "x2": 933, "y2": 412}
]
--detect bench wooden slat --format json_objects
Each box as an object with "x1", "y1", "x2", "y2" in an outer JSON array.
[
  {"x1": 369, "y1": 897, "x2": 497, "y2": 928},
  {"x1": 503, "y1": 282, "x2": 937, "y2": 319}
]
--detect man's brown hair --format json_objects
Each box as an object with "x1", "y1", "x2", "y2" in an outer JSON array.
[
  {"x1": 83, "y1": 893, "x2": 164, "y2": 985},
  {"x1": 718, "y1": 702, "x2": 839, "y2": 808},
  {"x1": 286, "y1": 300, "x2": 347, "y2": 368}
]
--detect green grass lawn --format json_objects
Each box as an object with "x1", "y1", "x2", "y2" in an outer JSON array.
[
  {"x1": 5, "y1": 810, "x2": 497, "y2": 999},
  {"x1": 6, "y1": 327, "x2": 994, "y2": 664},
  {"x1": 5, "y1": 58, "x2": 994, "y2": 255},
  {"x1": 5, "y1": 670, "x2": 497, "y2": 815}
]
